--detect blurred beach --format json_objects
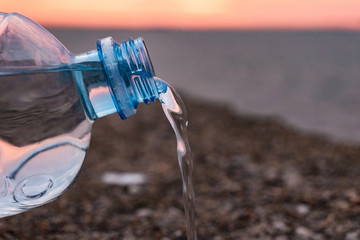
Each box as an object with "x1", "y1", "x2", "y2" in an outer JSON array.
[
  {"x1": 3, "y1": 93, "x2": 360, "y2": 239},
  {"x1": 51, "y1": 29, "x2": 360, "y2": 144},
  {"x1": 3, "y1": 29, "x2": 360, "y2": 239}
]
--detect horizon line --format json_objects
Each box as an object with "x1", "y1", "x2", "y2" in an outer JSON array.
[{"x1": 45, "y1": 25, "x2": 360, "y2": 32}]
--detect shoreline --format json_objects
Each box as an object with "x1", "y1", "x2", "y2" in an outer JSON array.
[{"x1": 50, "y1": 29, "x2": 360, "y2": 144}]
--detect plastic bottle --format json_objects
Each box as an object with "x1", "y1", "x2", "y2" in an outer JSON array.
[{"x1": 0, "y1": 12, "x2": 167, "y2": 217}]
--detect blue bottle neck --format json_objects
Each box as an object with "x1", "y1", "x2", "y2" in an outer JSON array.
[{"x1": 72, "y1": 37, "x2": 167, "y2": 120}]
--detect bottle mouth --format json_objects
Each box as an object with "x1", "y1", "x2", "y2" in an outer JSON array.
[
  {"x1": 97, "y1": 37, "x2": 166, "y2": 119},
  {"x1": 118, "y1": 38, "x2": 160, "y2": 104},
  {"x1": 132, "y1": 37, "x2": 155, "y2": 76}
]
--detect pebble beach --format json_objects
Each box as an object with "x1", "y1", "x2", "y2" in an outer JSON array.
[{"x1": 1, "y1": 96, "x2": 360, "y2": 239}]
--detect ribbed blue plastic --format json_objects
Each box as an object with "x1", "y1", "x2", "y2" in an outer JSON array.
[{"x1": 97, "y1": 37, "x2": 165, "y2": 119}]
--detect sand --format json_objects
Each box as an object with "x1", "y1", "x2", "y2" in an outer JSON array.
[{"x1": 1, "y1": 97, "x2": 360, "y2": 240}]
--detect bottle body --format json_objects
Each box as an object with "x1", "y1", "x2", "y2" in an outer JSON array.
[
  {"x1": 0, "y1": 12, "x2": 165, "y2": 217},
  {"x1": 0, "y1": 13, "x2": 92, "y2": 216}
]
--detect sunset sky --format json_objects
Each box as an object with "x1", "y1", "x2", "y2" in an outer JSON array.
[{"x1": 1, "y1": 0, "x2": 360, "y2": 29}]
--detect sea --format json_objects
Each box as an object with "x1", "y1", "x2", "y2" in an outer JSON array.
[{"x1": 49, "y1": 29, "x2": 360, "y2": 145}]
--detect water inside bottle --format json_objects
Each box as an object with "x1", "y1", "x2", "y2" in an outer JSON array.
[
  {"x1": 158, "y1": 81, "x2": 198, "y2": 240},
  {"x1": 0, "y1": 68, "x2": 93, "y2": 217}
]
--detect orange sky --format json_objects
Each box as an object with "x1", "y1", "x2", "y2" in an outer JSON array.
[{"x1": 1, "y1": 0, "x2": 360, "y2": 29}]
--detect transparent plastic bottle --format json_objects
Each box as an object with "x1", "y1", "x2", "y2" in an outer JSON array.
[{"x1": 0, "y1": 12, "x2": 167, "y2": 217}]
